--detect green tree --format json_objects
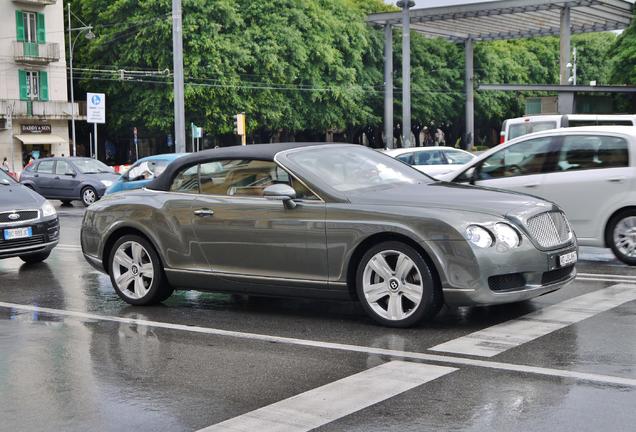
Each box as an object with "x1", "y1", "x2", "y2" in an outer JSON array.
[
  {"x1": 609, "y1": 13, "x2": 636, "y2": 85},
  {"x1": 71, "y1": 0, "x2": 391, "y2": 146}
]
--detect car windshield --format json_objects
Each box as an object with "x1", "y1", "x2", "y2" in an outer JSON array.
[
  {"x1": 0, "y1": 169, "x2": 15, "y2": 183},
  {"x1": 74, "y1": 159, "x2": 114, "y2": 174},
  {"x1": 286, "y1": 146, "x2": 433, "y2": 193},
  {"x1": 508, "y1": 121, "x2": 558, "y2": 140},
  {"x1": 445, "y1": 150, "x2": 474, "y2": 165}
]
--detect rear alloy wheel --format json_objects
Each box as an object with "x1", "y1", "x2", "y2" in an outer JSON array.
[
  {"x1": 20, "y1": 252, "x2": 51, "y2": 264},
  {"x1": 81, "y1": 187, "x2": 98, "y2": 207},
  {"x1": 356, "y1": 241, "x2": 442, "y2": 328},
  {"x1": 108, "y1": 235, "x2": 173, "y2": 305},
  {"x1": 608, "y1": 210, "x2": 636, "y2": 266}
]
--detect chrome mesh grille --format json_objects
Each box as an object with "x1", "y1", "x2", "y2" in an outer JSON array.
[
  {"x1": 526, "y1": 211, "x2": 572, "y2": 249},
  {"x1": 0, "y1": 210, "x2": 39, "y2": 224}
]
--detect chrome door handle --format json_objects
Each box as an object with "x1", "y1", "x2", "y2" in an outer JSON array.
[{"x1": 194, "y1": 209, "x2": 214, "y2": 217}]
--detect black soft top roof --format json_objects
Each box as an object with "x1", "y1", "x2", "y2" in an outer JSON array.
[{"x1": 147, "y1": 142, "x2": 328, "y2": 191}]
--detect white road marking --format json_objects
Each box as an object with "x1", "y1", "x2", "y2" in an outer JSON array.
[
  {"x1": 578, "y1": 272, "x2": 636, "y2": 280},
  {"x1": 197, "y1": 361, "x2": 456, "y2": 432},
  {"x1": 0, "y1": 300, "x2": 635, "y2": 387},
  {"x1": 430, "y1": 284, "x2": 636, "y2": 358},
  {"x1": 56, "y1": 244, "x2": 81, "y2": 249},
  {"x1": 577, "y1": 277, "x2": 636, "y2": 284}
]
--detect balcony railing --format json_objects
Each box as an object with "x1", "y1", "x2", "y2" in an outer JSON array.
[
  {"x1": 0, "y1": 100, "x2": 86, "y2": 120},
  {"x1": 13, "y1": 41, "x2": 60, "y2": 65},
  {"x1": 12, "y1": 0, "x2": 57, "y2": 5}
]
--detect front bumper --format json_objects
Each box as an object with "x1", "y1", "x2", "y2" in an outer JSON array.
[
  {"x1": 442, "y1": 240, "x2": 578, "y2": 307},
  {"x1": 0, "y1": 216, "x2": 59, "y2": 259}
]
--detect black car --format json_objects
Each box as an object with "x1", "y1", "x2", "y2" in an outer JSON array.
[
  {"x1": 20, "y1": 157, "x2": 120, "y2": 207},
  {"x1": 0, "y1": 169, "x2": 59, "y2": 263}
]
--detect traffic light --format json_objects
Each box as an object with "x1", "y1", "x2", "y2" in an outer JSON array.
[
  {"x1": 233, "y1": 113, "x2": 246, "y2": 136},
  {"x1": 233, "y1": 114, "x2": 240, "y2": 135}
]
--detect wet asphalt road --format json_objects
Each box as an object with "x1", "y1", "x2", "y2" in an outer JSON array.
[{"x1": 1, "y1": 203, "x2": 635, "y2": 432}]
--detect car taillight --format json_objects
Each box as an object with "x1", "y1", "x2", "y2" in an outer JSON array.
[{"x1": 499, "y1": 132, "x2": 506, "y2": 145}]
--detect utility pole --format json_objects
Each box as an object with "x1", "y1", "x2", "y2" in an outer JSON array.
[
  {"x1": 68, "y1": 4, "x2": 76, "y2": 156},
  {"x1": 172, "y1": 0, "x2": 186, "y2": 153}
]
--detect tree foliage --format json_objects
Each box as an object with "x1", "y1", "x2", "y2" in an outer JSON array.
[
  {"x1": 609, "y1": 11, "x2": 636, "y2": 85},
  {"x1": 69, "y1": 0, "x2": 631, "y2": 151}
]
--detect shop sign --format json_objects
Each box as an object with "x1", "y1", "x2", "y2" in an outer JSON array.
[{"x1": 21, "y1": 124, "x2": 52, "y2": 134}]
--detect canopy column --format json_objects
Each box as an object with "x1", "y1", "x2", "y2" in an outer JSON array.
[
  {"x1": 559, "y1": 6, "x2": 575, "y2": 114},
  {"x1": 398, "y1": 0, "x2": 414, "y2": 148},
  {"x1": 465, "y1": 38, "x2": 474, "y2": 151},
  {"x1": 384, "y1": 24, "x2": 394, "y2": 149}
]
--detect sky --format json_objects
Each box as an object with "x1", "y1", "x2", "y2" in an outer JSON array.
[{"x1": 389, "y1": 0, "x2": 635, "y2": 7}]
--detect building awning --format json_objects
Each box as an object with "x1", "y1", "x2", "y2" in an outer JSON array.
[{"x1": 14, "y1": 135, "x2": 67, "y2": 145}]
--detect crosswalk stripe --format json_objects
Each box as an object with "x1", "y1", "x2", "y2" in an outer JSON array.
[
  {"x1": 197, "y1": 361, "x2": 456, "y2": 432},
  {"x1": 0, "y1": 300, "x2": 634, "y2": 387},
  {"x1": 430, "y1": 283, "x2": 636, "y2": 357}
]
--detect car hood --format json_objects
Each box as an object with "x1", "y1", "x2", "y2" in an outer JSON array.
[
  {"x1": 347, "y1": 181, "x2": 554, "y2": 218},
  {"x1": 0, "y1": 182, "x2": 45, "y2": 210}
]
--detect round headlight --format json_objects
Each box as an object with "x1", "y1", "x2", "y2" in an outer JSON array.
[
  {"x1": 466, "y1": 225, "x2": 493, "y2": 248},
  {"x1": 41, "y1": 200, "x2": 57, "y2": 218},
  {"x1": 494, "y1": 223, "x2": 520, "y2": 249}
]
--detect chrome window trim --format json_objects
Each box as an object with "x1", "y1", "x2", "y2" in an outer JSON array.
[{"x1": 0, "y1": 209, "x2": 40, "y2": 227}]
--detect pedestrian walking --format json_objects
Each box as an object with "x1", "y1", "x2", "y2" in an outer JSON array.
[
  {"x1": 434, "y1": 128, "x2": 445, "y2": 146},
  {"x1": 1, "y1": 157, "x2": 9, "y2": 172}
]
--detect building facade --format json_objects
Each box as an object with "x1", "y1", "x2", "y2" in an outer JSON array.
[{"x1": 0, "y1": 0, "x2": 83, "y2": 173}]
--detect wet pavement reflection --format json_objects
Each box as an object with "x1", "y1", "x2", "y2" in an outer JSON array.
[{"x1": 0, "y1": 204, "x2": 635, "y2": 431}]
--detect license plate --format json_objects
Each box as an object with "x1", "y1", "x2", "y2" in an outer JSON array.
[
  {"x1": 559, "y1": 251, "x2": 577, "y2": 267},
  {"x1": 3, "y1": 227, "x2": 32, "y2": 241}
]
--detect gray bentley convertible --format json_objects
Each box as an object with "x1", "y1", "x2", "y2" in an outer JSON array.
[{"x1": 81, "y1": 143, "x2": 577, "y2": 327}]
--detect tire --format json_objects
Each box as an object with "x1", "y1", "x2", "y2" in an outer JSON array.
[
  {"x1": 607, "y1": 209, "x2": 636, "y2": 266},
  {"x1": 108, "y1": 234, "x2": 174, "y2": 305},
  {"x1": 81, "y1": 186, "x2": 98, "y2": 207},
  {"x1": 356, "y1": 241, "x2": 442, "y2": 328},
  {"x1": 20, "y1": 252, "x2": 51, "y2": 264}
]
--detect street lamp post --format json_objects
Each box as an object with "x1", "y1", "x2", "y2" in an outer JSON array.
[{"x1": 67, "y1": 4, "x2": 95, "y2": 157}]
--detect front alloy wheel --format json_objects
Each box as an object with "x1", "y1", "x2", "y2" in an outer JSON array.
[
  {"x1": 108, "y1": 235, "x2": 173, "y2": 305},
  {"x1": 356, "y1": 241, "x2": 441, "y2": 327}
]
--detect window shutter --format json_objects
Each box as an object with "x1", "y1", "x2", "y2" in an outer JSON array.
[
  {"x1": 18, "y1": 70, "x2": 28, "y2": 101},
  {"x1": 39, "y1": 71, "x2": 49, "y2": 101},
  {"x1": 16, "y1": 11, "x2": 25, "y2": 42},
  {"x1": 37, "y1": 13, "x2": 46, "y2": 44}
]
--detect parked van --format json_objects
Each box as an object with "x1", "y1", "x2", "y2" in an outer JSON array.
[{"x1": 500, "y1": 114, "x2": 636, "y2": 144}]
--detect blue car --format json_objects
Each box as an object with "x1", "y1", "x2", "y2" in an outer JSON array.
[{"x1": 105, "y1": 153, "x2": 188, "y2": 195}]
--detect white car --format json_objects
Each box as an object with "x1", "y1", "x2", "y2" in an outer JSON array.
[
  {"x1": 441, "y1": 126, "x2": 636, "y2": 265},
  {"x1": 383, "y1": 146, "x2": 476, "y2": 177}
]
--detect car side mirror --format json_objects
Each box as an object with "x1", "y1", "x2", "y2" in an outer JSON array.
[
  {"x1": 466, "y1": 167, "x2": 476, "y2": 185},
  {"x1": 263, "y1": 184, "x2": 297, "y2": 209},
  {"x1": 0, "y1": 179, "x2": 10, "y2": 186}
]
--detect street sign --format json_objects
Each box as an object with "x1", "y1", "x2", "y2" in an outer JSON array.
[
  {"x1": 191, "y1": 123, "x2": 203, "y2": 138},
  {"x1": 87, "y1": 93, "x2": 106, "y2": 124}
]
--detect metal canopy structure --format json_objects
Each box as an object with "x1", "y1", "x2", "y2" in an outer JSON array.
[{"x1": 367, "y1": 0, "x2": 635, "y2": 149}]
